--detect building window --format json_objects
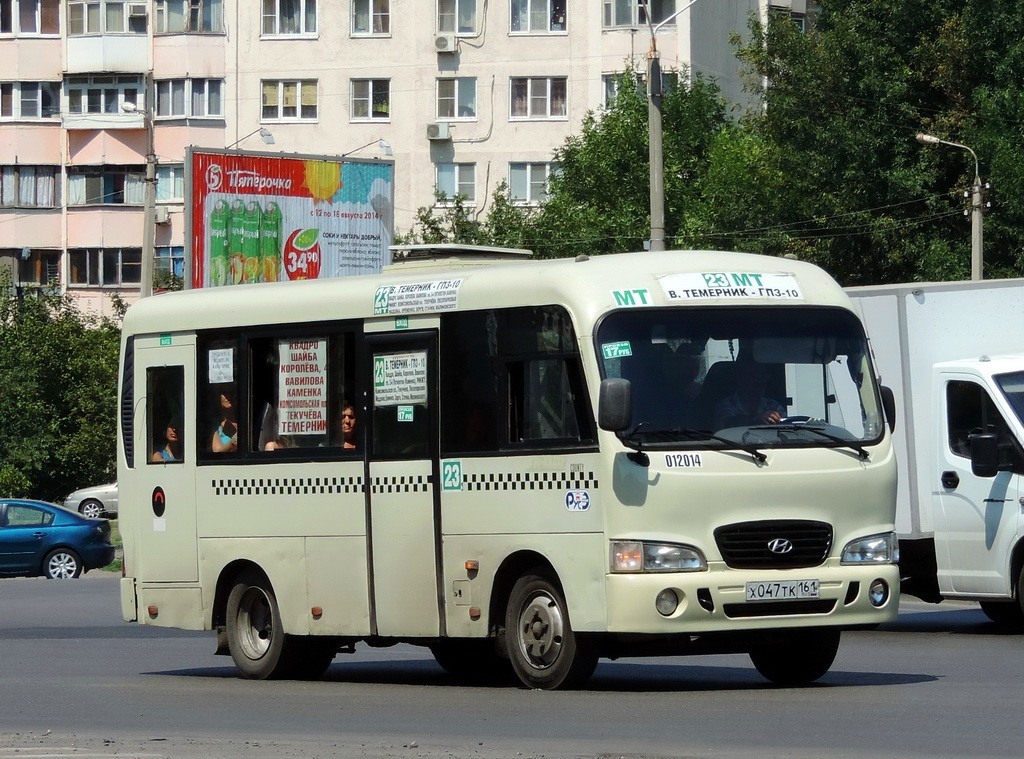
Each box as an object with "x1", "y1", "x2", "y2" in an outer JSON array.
[
  {"x1": 435, "y1": 163, "x2": 475, "y2": 204},
  {"x1": 67, "y1": 166, "x2": 145, "y2": 205},
  {"x1": 602, "y1": 0, "x2": 675, "y2": 28},
  {"x1": 510, "y1": 77, "x2": 566, "y2": 119},
  {"x1": 262, "y1": 0, "x2": 316, "y2": 35},
  {"x1": 510, "y1": 0, "x2": 565, "y2": 33},
  {"x1": 2, "y1": 248, "x2": 60, "y2": 286},
  {"x1": 156, "y1": 165, "x2": 184, "y2": 202},
  {"x1": 69, "y1": 248, "x2": 142, "y2": 286},
  {"x1": 155, "y1": 78, "x2": 223, "y2": 118},
  {"x1": 509, "y1": 162, "x2": 556, "y2": 205},
  {"x1": 437, "y1": 77, "x2": 476, "y2": 120},
  {"x1": 352, "y1": 0, "x2": 388, "y2": 34},
  {"x1": 0, "y1": 0, "x2": 60, "y2": 34},
  {"x1": 155, "y1": 0, "x2": 223, "y2": 33},
  {"x1": 261, "y1": 79, "x2": 317, "y2": 121},
  {"x1": 155, "y1": 245, "x2": 184, "y2": 279},
  {"x1": 0, "y1": 165, "x2": 58, "y2": 207},
  {"x1": 0, "y1": 81, "x2": 60, "y2": 118},
  {"x1": 66, "y1": 75, "x2": 143, "y2": 115},
  {"x1": 769, "y1": 4, "x2": 806, "y2": 33},
  {"x1": 602, "y1": 71, "x2": 644, "y2": 107},
  {"x1": 438, "y1": 0, "x2": 475, "y2": 33},
  {"x1": 350, "y1": 79, "x2": 390, "y2": 120},
  {"x1": 67, "y1": 0, "x2": 148, "y2": 34}
]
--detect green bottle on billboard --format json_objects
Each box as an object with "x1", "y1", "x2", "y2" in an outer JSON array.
[
  {"x1": 241, "y1": 201, "x2": 262, "y2": 284},
  {"x1": 260, "y1": 201, "x2": 282, "y2": 283},
  {"x1": 228, "y1": 199, "x2": 247, "y2": 285},
  {"x1": 208, "y1": 199, "x2": 230, "y2": 287}
]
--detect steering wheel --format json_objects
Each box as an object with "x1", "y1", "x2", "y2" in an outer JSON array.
[{"x1": 779, "y1": 415, "x2": 811, "y2": 424}]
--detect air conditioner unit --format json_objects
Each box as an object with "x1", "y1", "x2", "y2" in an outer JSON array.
[
  {"x1": 434, "y1": 33, "x2": 457, "y2": 54},
  {"x1": 426, "y1": 122, "x2": 451, "y2": 141},
  {"x1": 153, "y1": 207, "x2": 171, "y2": 224},
  {"x1": 128, "y1": 3, "x2": 148, "y2": 17}
]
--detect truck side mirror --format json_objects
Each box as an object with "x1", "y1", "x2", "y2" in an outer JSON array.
[
  {"x1": 970, "y1": 433, "x2": 1000, "y2": 478},
  {"x1": 880, "y1": 385, "x2": 896, "y2": 433},
  {"x1": 598, "y1": 378, "x2": 632, "y2": 432}
]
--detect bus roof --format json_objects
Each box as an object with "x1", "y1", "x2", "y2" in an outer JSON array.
[{"x1": 123, "y1": 250, "x2": 852, "y2": 337}]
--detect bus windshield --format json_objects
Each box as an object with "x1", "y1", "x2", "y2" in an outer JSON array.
[{"x1": 596, "y1": 306, "x2": 885, "y2": 451}]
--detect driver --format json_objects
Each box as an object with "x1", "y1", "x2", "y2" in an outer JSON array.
[{"x1": 715, "y1": 360, "x2": 785, "y2": 427}]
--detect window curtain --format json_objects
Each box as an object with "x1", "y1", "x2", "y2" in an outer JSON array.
[{"x1": 124, "y1": 173, "x2": 145, "y2": 205}]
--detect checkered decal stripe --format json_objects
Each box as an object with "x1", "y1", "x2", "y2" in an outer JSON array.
[
  {"x1": 371, "y1": 475, "x2": 432, "y2": 494},
  {"x1": 463, "y1": 471, "x2": 598, "y2": 491},
  {"x1": 212, "y1": 477, "x2": 364, "y2": 496}
]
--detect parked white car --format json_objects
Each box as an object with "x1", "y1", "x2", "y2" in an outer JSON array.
[{"x1": 63, "y1": 483, "x2": 118, "y2": 519}]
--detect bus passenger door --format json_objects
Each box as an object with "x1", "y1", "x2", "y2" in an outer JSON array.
[
  {"x1": 134, "y1": 342, "x2": 199, "y2": 584},
  {"x1": 366, "y1": 332, "x2": 442, "y2": 638}
]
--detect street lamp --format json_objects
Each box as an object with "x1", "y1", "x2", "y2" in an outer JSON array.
[
  {"x1": 341, "y1": 138, "x2": 393, "y2": 158},
  {"x1": 916, "y1": 132, "x2": 985, "y2": 281},
  {"x1": 642, "y1": 0, "x2": 703, "y2": 252},
  {"x1": 123, "y1": 97, "x2": 156, "y2": 298},
  {"x1": 226, "y1": 127, "x2": 276, "y2": 149}
]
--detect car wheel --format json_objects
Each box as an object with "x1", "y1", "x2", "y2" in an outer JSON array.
[
  {"x1": 979, "y1": 600, "x2": 1024, "y2": 627},
  {"x1": 44, "y1": 549, "x2": 83, "y2": 579},
  {"x1": 749, "y1": 628, "x2": 841, "y2": 686},
  {"x1": 79, "y1": 499, "x2": 104, "y2": 519},
  {"x1": 505, "y1": 571, "x2": 598, "y2": 690},
  {"x1": 226, "y1": 570, "x2": 294, "y2": 679}
]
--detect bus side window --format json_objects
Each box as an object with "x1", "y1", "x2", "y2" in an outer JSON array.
[
  {"x1": 147, "y1": 366, "x2": 185, "y2": 464},
  {"x1": 201, "y1": 340, "x2": 239, "y2": 457}
]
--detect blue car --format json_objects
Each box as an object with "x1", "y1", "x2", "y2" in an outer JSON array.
[{"x1": 0, "y1": 499, "x2": 115, "y2": 579}]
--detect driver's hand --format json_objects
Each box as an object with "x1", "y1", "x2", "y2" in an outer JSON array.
[{"x1": 762, "y1": 410, "x2": 782, "y2": 424}]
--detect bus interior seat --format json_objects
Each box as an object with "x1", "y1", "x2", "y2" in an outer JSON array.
[{"x1": 691, "y1": 360, "x2": 741, "y2": 430}]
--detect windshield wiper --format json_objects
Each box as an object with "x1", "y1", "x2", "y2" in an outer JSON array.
[
  {"x1": 750, "y1": 423, "x2": 869, "y2": 460},
  {"x1": 624, "y1": 426, "x2": 767, "y2": 464}
]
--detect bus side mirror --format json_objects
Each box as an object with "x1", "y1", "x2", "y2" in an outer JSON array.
[
  {"x1": 880, "y1": 385, "x2": 896, "y2": 433},
  {"x1": 599, "y1": 378, "x2": 632, "y2": 432},
  {"x1": 970, "y1": 433, "x2": 1000, "y2": 478}
]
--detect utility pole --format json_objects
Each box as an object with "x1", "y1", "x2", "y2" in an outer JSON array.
[{"x1": 141, "y1": 73, "x2": 156, "y2": 297}]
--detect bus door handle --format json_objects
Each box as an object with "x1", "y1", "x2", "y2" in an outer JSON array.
[{"x1": 941, "y1": 471, "x2": 960, "y2": 490}]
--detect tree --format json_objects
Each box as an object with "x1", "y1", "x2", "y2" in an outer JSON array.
[{"x1": 0, "y1": 284, "x2": 122, "y2": 501}]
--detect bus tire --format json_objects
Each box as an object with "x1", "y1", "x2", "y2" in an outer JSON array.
[
  {"x1": 505, "y1": 572, "x2": 597, "y2": 690},
  {"x1": 749, "y1": 628, "x2": 841, "y2": 686},
  {"x1": 226, "y1": 571, "x2": 292, "y2": 679},
  {"x1": 429, "y1": 639, "x2": 513, "y2": 684}
]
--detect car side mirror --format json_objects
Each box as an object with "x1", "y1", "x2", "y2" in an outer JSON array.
[
  {"x1": 880, "y1": 384, "x2": 896, "y2": 433},
  {"x1": 599, "y1": 378, "x2": 632, "y2": 432},
  {"x1": 970, "y1": 433, "x2": 1000, "y2": 478}
]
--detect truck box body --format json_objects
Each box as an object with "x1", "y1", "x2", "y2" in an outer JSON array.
[{"x1": 846, "y1": 279, "x2": 1024, "y2": 604}]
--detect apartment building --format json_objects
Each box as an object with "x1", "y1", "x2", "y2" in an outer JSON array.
[{"x1": 0, "y1": 0, "x2": 807, "y2": 315}]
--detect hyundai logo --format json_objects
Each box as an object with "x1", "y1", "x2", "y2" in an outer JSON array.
[{"x1": 767, "y1": 538, "x2": 794, "y2": 554}]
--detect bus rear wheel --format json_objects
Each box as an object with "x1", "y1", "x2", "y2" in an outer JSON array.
[
  {"x1": 226, "y1": 571, "x2": 291, "y2": 679},
  {"x1": 505, "y1": 572, "x2": 597, "y2": 690},
  {"x1": 749, "y1": 628, "x2": 841, "y2": 686}
]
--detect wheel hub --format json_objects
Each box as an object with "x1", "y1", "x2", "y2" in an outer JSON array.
[{"x1": 518, "y1": 592, "x2": 565, "y2": 669}]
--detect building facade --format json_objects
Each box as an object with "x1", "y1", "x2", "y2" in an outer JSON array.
[{"x1": 0, "y1": 0, "x2": 808, "y2": 315}]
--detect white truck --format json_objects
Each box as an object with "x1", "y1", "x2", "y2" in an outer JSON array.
[{"x1": 847, "y1": 279, "x2": 1024, "y2": 625}]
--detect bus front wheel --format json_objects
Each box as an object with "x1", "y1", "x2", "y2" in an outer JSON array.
[
  {"x1": 505, "y1": 572, "x2": 597, "y2": 690},
  {"x1": 749, "y1": 628, "x2": 841, "y2": 686},
  {"x1": 226, "y1": 571, "x2": 291, "y2": 679}
]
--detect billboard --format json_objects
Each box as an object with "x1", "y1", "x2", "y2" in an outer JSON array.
[{"x1": 187, "y1": 148, "x2": 394, "y2": 289}]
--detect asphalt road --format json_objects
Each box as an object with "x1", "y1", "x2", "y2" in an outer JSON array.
[{"x1": 0, "y1": 573, "x2": 1020, "y2": 759}]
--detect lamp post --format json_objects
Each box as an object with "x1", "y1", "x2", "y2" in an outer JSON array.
[
  {"x1": 916, "y1": 132, "x2": 985, "y2": 281},
  {"x1": 642, "y1": 0, "x2": 703, "y2": 251},
  {"x1": 122, "y1": 95, "x2": 156, "y2": 298}
]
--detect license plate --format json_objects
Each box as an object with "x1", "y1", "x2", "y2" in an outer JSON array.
[{"x1": 745, "y1": 579, "x2": 820, "y2": 601}]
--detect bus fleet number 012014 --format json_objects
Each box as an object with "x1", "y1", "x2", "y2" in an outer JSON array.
[{"x1": 665, "y1": 453, "x2": 703, "y2": 468}]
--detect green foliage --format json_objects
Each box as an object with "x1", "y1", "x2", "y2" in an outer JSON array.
[{"x1": 0, "y1": 282, "x2": 121, "y2": 501}]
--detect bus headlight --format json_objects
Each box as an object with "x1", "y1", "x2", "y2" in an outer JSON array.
[
  {"x1": 610, "y1": 541, "x2": 707, "y2": 573},
  {"x1": 841, "y1": 532, "x2": 898, "y2": 565}
]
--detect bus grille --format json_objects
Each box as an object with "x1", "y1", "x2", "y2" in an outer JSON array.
[
  {"x1": 714, "y1": 520, "x2": 833, "y2": 569},
  {"x1": 724, "y1": 599, "x2": 837, "y2": 618}
]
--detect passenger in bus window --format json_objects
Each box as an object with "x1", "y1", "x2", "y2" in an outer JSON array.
[
  {"x1": 340, "y1": 402, "x2": 357, "y2": 449},
  {"x1": 714, "y1": 361, "x2": 785, "y2": 428},
  {"x1": 264, "y1": 436, "x2": 292, "y2": 451},
  {"x1": 151, "y1": 417, "x2": 182, "y2": 462},
  {"x1": 211, "y1": 389, "x2": 238, "y2": 453}
]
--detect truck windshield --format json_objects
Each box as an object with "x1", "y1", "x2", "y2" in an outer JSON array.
[
  {"x1": 995, "y1": 371, "x2": 1024, "y2": 426},
  {"x1": 596, "y1": 306, "x2": 885, "y2": 451}
]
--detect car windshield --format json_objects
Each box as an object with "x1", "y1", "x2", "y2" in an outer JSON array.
[
  {"x1": 596, "y1": 306, "x2": 885, "y2": 452},
  {"x1": 995, "y1": 371, "x2": 1024, "y2": 426}
]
